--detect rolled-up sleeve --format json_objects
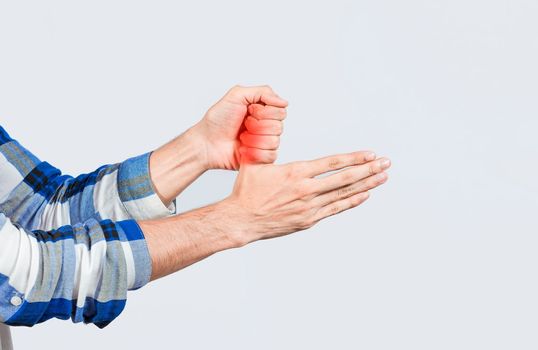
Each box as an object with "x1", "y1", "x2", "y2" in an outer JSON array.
[
  {"x1": 0, "y1": 125, "x2": 171, "y2": 328},
  {"x1": 0, "y1": 213, "x2": 151, "y2": 328},
  {"x1": 116, "y1": 151, "x2": 176, "y2": 220},
  {"x1": 0, "y1": 125, "x2": 176, "y2": 231}
]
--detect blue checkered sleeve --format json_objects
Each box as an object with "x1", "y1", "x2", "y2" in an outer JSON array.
[
  {"x1": 0, "y1": 126, "x2": 176, "y2": 227},
  {"x1": 0, "y1": 214, "x2": 150, "y2": 328},
  {"x1": 0, "y1": 125, "x2": 176, "y2": 327}
]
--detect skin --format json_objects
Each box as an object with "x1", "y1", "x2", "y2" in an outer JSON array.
[
  {"x1": 140, "y1": 84, "x2": 391, "y2": 281},
  {"x1": 149, "y1": 85, "x2": 288, "y2": 207},
  {"x1": 140, "y1": 152, "x2": 390, "y2": 281}
]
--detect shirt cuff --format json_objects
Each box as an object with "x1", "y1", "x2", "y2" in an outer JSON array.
[
  {"x1": 117, "y1": 152, "x2": 177, "y2": 220},
  {"x1": 117, "y1": 219, "x2": 153, "y2": 290}
]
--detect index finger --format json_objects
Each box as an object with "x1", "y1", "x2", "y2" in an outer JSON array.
[{"x1": 297, "y1": 151, "x2": 377, "y2": 178}]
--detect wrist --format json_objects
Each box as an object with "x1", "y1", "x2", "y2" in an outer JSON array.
[
  {"x1": 149, "y1": 127, "x2": 208, "y2": 206},
  {"x1": 141, "y1": 200, "x2": 247, "y2": 281},
  {"x1": 175, "y1": 124, "x2": 211, "y2": 173},
  {"x1": 215, "y1": 197, "x2": 259, "y2": 248},
  {"x1": 172, "y1": 200, "x2": 246, "y2": 251},
  {"x1": 187, "y1": 121, "x2": 213, "y2": 171}
]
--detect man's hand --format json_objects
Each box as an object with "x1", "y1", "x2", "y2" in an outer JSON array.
[
  {"x1": 148, "y1": 85, "x2": 287, "y2": 207},
  {"x1": 140, "y1": 150, "x2": 391, "y2": 280},
  {"x1": 191, "y1": 85, "x2": 288, "y2": 170},
  {"x1": 225, "y1": 151, "x2": 391, "y2": 245}
]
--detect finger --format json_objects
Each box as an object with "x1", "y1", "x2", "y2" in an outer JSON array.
[
  {"x1": 244, "y1": 116, "x2": 283, "y2": 135},
  {"x1": 313, "y1": 191, "x2": 370, "y2": 222},
  {"x1": 229, "y1": 85, "x2": 288, "y2": 108},
  {"x1": 296, "y1": 151, "x2": 377, "y2": 177},
  {"x1": 314, "y1": 157, "x2": 391, "y2": 193},
  {"x1": 239, "y1": 132, "x2": 280, "y2": 150},
  {"x1": 312, "y1": 172, "x2": 388, "y2": 208},
  {"x1": 239, "y1": 146, "x2": 277, "y2": 164},
  {"x1": 247, "y1": 104, "x2": 287, "y2": 121}
]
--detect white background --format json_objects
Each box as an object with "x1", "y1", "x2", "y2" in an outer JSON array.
[{"x1": 1, "y1": 1, "x2": 538, "y2": 349}]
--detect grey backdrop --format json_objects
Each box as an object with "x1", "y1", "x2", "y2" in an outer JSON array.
[{"x1": 1, "y1": 1, "x2": 537, "y2": 349}]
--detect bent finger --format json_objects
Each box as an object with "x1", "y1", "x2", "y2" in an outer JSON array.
[
  {"x1": 239, "y1": 146, "x2": 278, "y2": 164},
  {"x1": 244, "y1": 116, "x2": 283, "y2": 135},
  {"x1": 247, "y1": 104, "x2": 287, "y2": 121},
  {"x1": 239, "y1": 132, "x2": 280, "y2": 150}
]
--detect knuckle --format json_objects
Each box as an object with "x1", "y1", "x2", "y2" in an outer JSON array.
[
  {"x1": 368, "y1": 164, "x2": 376, "y2": 176},
  {"x1": 305, "y1": 219, "x2": 316, "y2": 229},
  {"x1": 239, "y1": 131, "x2": 250, "y2": 142},
  {"x1": 328, "y1": 157, "x2": 341, "y2": 170},
  {"x1": 298, "y1": 215, "x2": 315, "y2": 230},
  {"x1": 285, "y1": 163, "x2": 298, "y2": 177},
  {"x1": 337, "y1": 185, "x2": 354, "y2": 199},
  {"x1": 244, "y1": 118, "x2": 255, "y2": 130},
  {"x1": 356, "y1": 181, "x2": 367, "y2": 192},
  {"x1": 273, "y1": 121, "x2": 283, "y2": 135},
  {"x1": 353, "y1": 193, "x2": 369, "y2": 206},
  {"x1": 330, "y1": 205, "x2": 341, "y2": 215},
  {"x1": 250, "y1": 104, "x2": 263, "y2": 116},
  {"x1": 351, "y1": 196, "x2": 363, "y2": 207},
  {"x1": 375, "y1": 174, "x2": 386, "y2": 185},
  {"x1": 294, "y1": 183, "x2": 308, "y2": 197},
  {"x1": 270, "y1": 136, "x2": 280, "y2": 149},
  {"x1": 266, "y1": 151, "x2": 277, "y2": 163},
  {"x1": 342, "y1": 170, "x2": 354, "y2": 182},
  {"x1": 296, "y1": 202, "x2": 311, "y2": 216},
  {"x1": 289, "y1": 161, "x2": 307, "y2": 177}
]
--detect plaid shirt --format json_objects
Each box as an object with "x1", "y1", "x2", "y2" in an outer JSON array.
[{"x1": 0, "y1": 125, "x2": 176, "y2": 333}]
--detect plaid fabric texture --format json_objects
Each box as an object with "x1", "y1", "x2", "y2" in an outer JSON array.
[{"x1": 0, "y1": 125, "x2": 176, "y2": 330}]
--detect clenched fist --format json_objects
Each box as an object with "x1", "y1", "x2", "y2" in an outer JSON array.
[{"x1": 191, "y1": 85, "x2": 288, "y2": 170}]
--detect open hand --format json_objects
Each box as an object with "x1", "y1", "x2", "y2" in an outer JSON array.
[{"x1": 224, "y1": 151, "x2": 392, "y2": 245}]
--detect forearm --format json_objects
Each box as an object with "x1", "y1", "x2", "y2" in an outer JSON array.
[
  {"x1": 139, "y1": 200, "x2": 245, "y2": 281},
  {"x1": 148, "y1": 125, "x2": 208, "y2": 208}
]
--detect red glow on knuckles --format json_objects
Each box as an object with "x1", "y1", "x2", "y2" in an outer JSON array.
[
  {"x1": 239, "y1": 147, "x2": 261, "y2": 165},
  {"x1": 244, "y1": 116, "x2": 281, "y2": 135},
  {"x1": 238, "y1": 113, "x2": 281, "y2": 165},
  {"x1": 243, "y1": 118, "x2": 264, "y2": 134},
  {"x1": 237, "y1": 134, "x2": 276, "y2": 165},
  {"x1": 238, "y1": 132, "x2": 265, "y2": 164}
]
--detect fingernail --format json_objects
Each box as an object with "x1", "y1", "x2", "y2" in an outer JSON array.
[
  {"x1": 376, "y1": 173, "x2": 387, "y2": 181},
  {"x1": 380, "y1": 158, "x2": 391, "y2": 168},
  {"x1": 365, "y1": 152, "x2": 376, "y2": 161}
]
